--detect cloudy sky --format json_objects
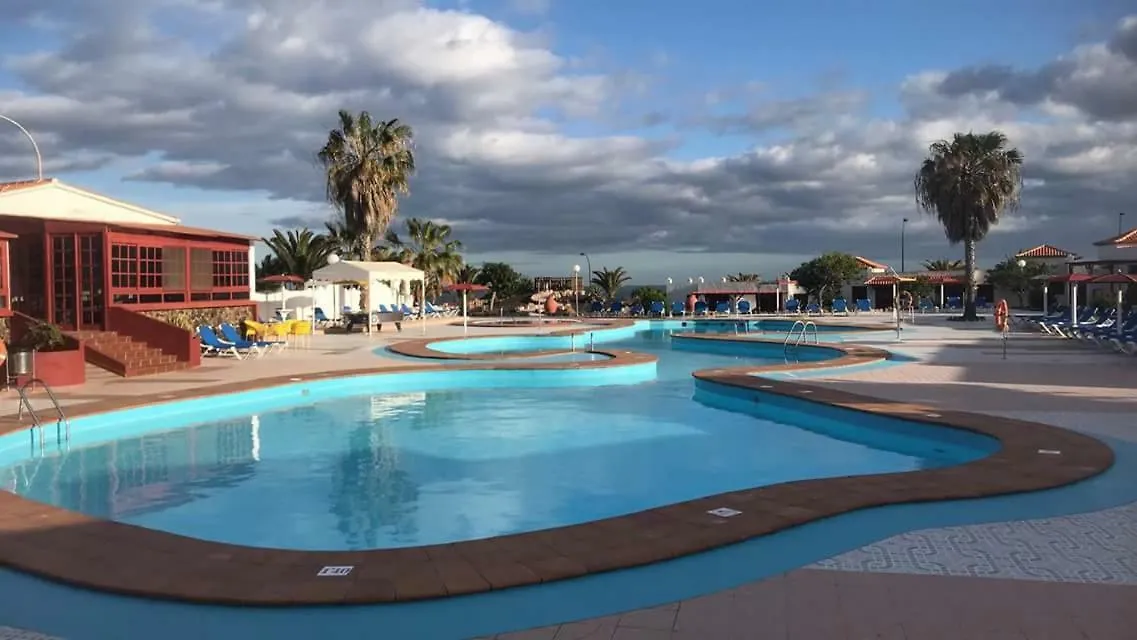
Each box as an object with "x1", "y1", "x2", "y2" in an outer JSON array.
[{"x1": 1, "y1": 0, "x2": 1135, "y2": 283}]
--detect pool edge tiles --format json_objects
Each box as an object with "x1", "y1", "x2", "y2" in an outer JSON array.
[{"x1": 0, "y1": 337, "x2": 1115, "y2": 607}]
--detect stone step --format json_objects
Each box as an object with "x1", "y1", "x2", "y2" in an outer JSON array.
[
  {"x1": 120, "y1": 354, "x2": 178, "y2": 368},
  {"x1": 123, "y1": 361, "x2": 189, "y2": 377}
]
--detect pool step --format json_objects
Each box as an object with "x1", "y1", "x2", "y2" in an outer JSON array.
[{"x1": 69, "y1": 330, "x2": 190, "y2": 378}]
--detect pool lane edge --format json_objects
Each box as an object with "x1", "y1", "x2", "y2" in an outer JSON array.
[{"x1": 0, "y1": 335, "x2": 1115, "y2": 607}]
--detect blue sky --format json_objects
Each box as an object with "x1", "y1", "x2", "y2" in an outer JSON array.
[{"x1": 2, "y1": 0, "x2": 1135, "y2": 281}]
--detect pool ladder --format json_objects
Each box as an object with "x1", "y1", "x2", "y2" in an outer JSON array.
[
  {"x1": 16, "y1": 378, "x2": 70, "y2": 452},
  {"x1": 784, "y1": 320, "x2": 818, "y2": 358}
]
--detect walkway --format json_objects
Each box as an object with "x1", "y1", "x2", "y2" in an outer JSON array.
[{"x1": 478, "y1": 321, "x2": 1137, "y2": 639}]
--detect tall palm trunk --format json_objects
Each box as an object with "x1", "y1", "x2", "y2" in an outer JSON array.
[{"x1": 962, "y1": 238, "x2": 978, "y2": 321}]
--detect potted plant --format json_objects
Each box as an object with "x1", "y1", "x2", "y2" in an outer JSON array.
[{"x1": 11, "y1": 321, "x2": 85, "y2": 387}]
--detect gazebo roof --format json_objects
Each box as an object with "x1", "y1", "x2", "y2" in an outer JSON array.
[{"x1": 311, "y1": 260, "x2": 425, "y2": 283}]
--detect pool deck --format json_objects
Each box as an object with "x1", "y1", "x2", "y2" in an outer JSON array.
[{"x1": 1, "y1": 315, "x2": 1136, "y2": 638}]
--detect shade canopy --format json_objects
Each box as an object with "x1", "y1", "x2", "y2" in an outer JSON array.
[
  {"x1": 259, "y1": 274, "x2": 305, "y2": 284},
  {"x1": 1090, "y1": 272, "x2": 1137, "y2": 285},
  {"x1": 864, "y1": 275, "x2": 915, "y2": 286},
  {"x1": 1047, "y1": 273, "x2": 1095, "y2": 283},
  {"x1": 310, "y1": 260, "x2": 427, "y2": 335},
  {"x1": 445, "y1": 283, "x2": 490, "y2": 292},
  {"x1": 311, "y1": 260, "x2": 425, "y2": 284}
]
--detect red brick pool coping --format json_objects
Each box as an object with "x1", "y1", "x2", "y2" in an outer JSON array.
[{"x1": 0, "y1": 333, "x2": 1114, "y2": 606}]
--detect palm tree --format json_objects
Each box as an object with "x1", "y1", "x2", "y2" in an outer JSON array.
[
  {"x1": 591, "y1": 267, "x2": 631, "y2": 301},
  {"x1": 381, "y1": 218, "x2": 464, "y2": 301},
  {"x1": 914, "y1": 131, "x2": 1023, "y2": 320},
  {"x1": 254, "y1": 254, "x2": 286, "y2": 291},
  {"x1": 922, "y1": 259, "x2": 964, "y2": 271},
  {"x1": 317, "y1": 110, "x2": 415, "y2": 258},
  {"x1": 323, "y1": 219, "x2": 368, "y2": 260},
  {"x1": 455, "y1": 264, "x2": 480, "y2": 285},
  {"x1": 726, "y1": 273, "x2": 761, "y2": 282},
  {"x1": 261, "y1": 228, "x2": 332, "y2": 280}
]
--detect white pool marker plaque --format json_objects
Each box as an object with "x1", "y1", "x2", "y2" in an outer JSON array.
[
  {"x1": 759, "y1": 385, "x2": 773, "y2": 389},
  {"x1": 317, "y1": 566, "x2": 354, "y2": 577},
  {"x1": 707, "y1": 507, "x2": 742, "y2": 518},
  {"x1": 799, "y1": 390, "x2": 812, "y2": 394},
  {"x1": 1037, "y1": 449, "x2": 1062, "y2": 455},
  {"x1": 290, "y1": 377, "x2": 303, "y2": 381},
  {"x1": 924, "y1": 413, "x2": 942, "y2": 418}
]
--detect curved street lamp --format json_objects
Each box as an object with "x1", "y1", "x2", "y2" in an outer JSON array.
[{"x1": 0, "y1": 114, "x2": 44, "y2": 180}]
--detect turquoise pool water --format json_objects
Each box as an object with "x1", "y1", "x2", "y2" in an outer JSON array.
[
  {"x1": 428, "y1": 318, "x2": 872, "y2": 355},
  {"x1": 0, "y1": 327, "x2": 993, "y2": 552}
]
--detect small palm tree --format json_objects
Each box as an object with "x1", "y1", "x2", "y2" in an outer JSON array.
[
  {"x1": 922, "y1": 259, "x2": 964, "y2": 271},
  {"x1": 323, "y1": 219, "x2": 368, "y2": 260},
  {"x1": 726, "y1": 273, "x2": 761, "y2": 282},
  {"x1": 591, "y1": 267, "x2": 631, "y2": 301},
  {"x1": 317, "y1": 110, "x2": 415, "y2": 258},
  {"x1": 455, "y1": 264, "x2": 480, "y2": 285},
  {"x1": 914, "y1": 131, "x2": 1023, "y2": 320},
  {"x1": 260, "y1": 228, "x2": 332, "y2": 280},
  {"x1": 381, "y1": 218, "x2": 464, "y2": 301}
]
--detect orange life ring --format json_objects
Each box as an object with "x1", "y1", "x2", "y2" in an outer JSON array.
[
  {"x1": 0, "y1": 340, "x2": 6, "y2": 367},
  {"x1": 994, "y1": 299, "x2": 1010, "y2": 332}
]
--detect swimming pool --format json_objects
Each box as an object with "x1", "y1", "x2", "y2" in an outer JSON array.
[
  {"x1": 426, "y1": 318, "x2": 881, "y2": 355},
  {"x1": 0, "y1": 326, "x2": 992, "y2": 553}
]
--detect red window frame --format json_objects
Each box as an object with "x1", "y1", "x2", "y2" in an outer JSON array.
[
  {"x1": 0, "y1": 239, "x2": 11, "y2": 316},
  {"x1": 107, "y1": 231, "x2": 251, "y2": 309}
]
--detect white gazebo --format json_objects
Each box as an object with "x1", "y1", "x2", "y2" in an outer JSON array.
[{"x1": 311, "y1": 257, "x2": 428, "y2": 334}]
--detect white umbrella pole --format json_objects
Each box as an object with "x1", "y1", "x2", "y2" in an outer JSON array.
[
  {"x1": 463, "y1": 290, "x2": 469, "y2": 335},
  {"x1": 421, "y1": 278, "x2": 427, "y2": 335},
  {"x1": 1117, "y1": 288, "x2": 1124, "y2": 337}
]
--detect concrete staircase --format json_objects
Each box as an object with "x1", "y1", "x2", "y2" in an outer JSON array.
[{"x1": 70, "y1": 330, "x2": 190, "y2": 377}]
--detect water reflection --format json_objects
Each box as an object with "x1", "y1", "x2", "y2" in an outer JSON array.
[
  {"x1": 6, "y1": 417, "x2": 258, "y2": 520},
  {"x1": 328, "y1": 422, "x2": 419, "y2": 548}
]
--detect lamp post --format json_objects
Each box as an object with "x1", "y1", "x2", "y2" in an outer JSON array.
[
  {"x1": 572, "y1": 264, "x2": 581, "y2": 315},
  {"x1": 666, "y1": 277, "x2": 673, "y2": 316},
  {"x1": 901, "y1": 217, "x2": 909, "y2": 273},
  {"x1": 578, "y1": 252, "x2": 592, "y2": 286},
  {"x1": 1121, "y1": 212, "x2": 1127, "y2": 235},
  {"x1": 0, "y1": 114, "x2": 44, "y2": 180}
]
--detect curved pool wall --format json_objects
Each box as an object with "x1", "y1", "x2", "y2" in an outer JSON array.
[
  {"x1": 0, "y1": 416, "x2": 1133, "y2": 640},
  {"x1": 427, "y1": 321, "x2": 638, "y2": 354},
  {"x1": 424, "y1": 319, "x2": 878, "y2": 356},
  {"x1": 693, "y1": 379, "x2": 998, "y2": 461},
  {"x1": 0, "y1": 365, "x2": 656, "y2": 463},
  {"x1": 670, "y1": 334, "x2": 843, "y2": 362}
]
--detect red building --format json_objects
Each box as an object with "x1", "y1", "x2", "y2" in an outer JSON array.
[{"x1": 0, "y1": 178, "x2": 257, "y2": 381}]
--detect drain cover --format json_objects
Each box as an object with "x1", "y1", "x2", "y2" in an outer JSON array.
[{"x1": 317, "y1": 566, "x2": 354, "y2": 577}]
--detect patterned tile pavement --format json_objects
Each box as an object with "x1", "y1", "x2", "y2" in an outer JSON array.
[
  {"x1": 812, "y1": 500, "x2": 1137, "y2": 584},
  {"x1": 0, "y1": 628, "x2": 60, "y2": 640}
]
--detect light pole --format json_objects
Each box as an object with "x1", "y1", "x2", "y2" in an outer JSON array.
[
  {"x1": 0, "y1": 114, "x2": 44, "y2": 180},
  {"x1": 572, "y1": 264, "x2": 581, "y2": 315},
  {"x1": 666, "y1": 277, "x2": 673, "y2": 316},
  {"x1": 1121, "y1": 212, "x2": 1127, "y2": 235},
  {"x1": 578, "y1": 252, "x2": 591, "y2": 286},
  {"x1": 901, "y1": 217, "x2": 909, "y2": 273}
]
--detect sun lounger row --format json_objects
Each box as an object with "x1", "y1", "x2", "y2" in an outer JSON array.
[
  {"x1": 1026, "y1": 306, "x2": 1136, "y2": 355},
  {"x1": 196, "y1": 323, "x2": 290, "y2": 359}
]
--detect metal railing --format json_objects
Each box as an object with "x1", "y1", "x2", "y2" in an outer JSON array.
[
  {"x1": 783, "y1": 320, "x2": 818, "y2": 357},
  {"x1": 16, "y1": 378, "x2": 70, "y2": 451}
]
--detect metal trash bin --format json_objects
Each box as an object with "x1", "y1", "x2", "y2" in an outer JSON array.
[{"x1": 9, "y1": 349, "x2": 34, "y2": 377}]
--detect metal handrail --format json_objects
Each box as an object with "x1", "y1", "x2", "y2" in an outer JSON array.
[
  {"x1": 795, "y1": 321, "x2": 819, "y2": 347},
  {"x1": 784, "y1": 320, "x2": 807, "y2": 356},
  {"x1": 17, "y1": 378, "x2": 70, "y2": 450}
]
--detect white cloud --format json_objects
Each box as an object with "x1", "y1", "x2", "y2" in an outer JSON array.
[{"x1": 0, "y1": 3, "x2": 1134, "y2": 279}]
